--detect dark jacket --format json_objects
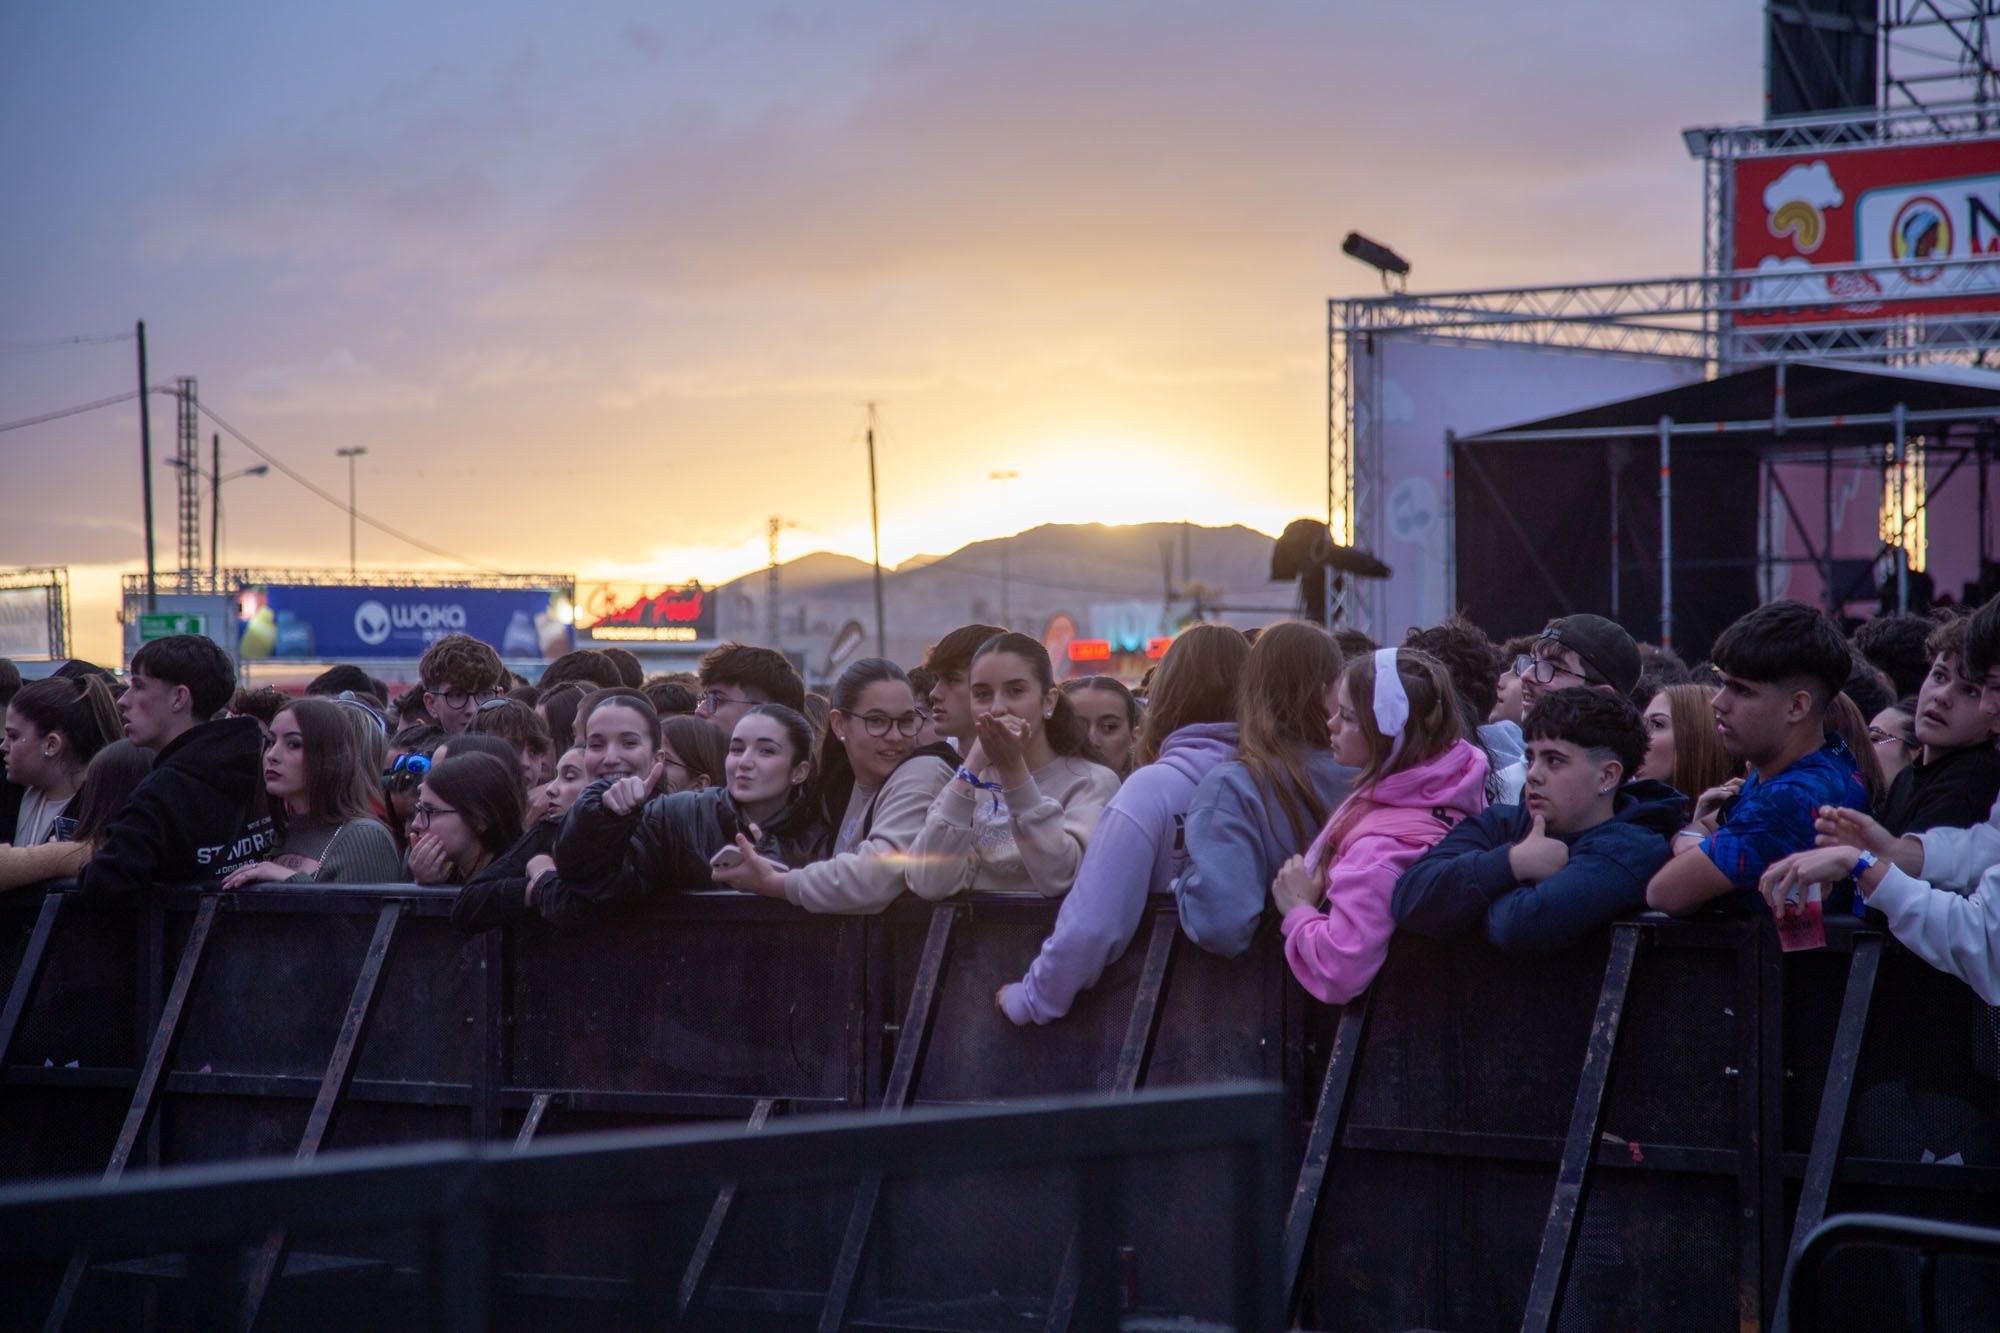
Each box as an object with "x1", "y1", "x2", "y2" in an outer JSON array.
[
  {"x1": 542, "y1": 778, "x2": 827, "y2": 923},
  {"x1": 73, "y1": 716, "x2": 275, "y2": 903},
  {"x1": 1877, "y1": 742, "x2": 2000, "y2": 837},
  {"x1": 1392, "y1": 778, "x2": 1686, "y2": 953},
  {"x1": 450, "y1": 816, "x2": 560, "y2": 934}
]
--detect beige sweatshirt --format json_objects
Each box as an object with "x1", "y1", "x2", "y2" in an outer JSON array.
[
  {"x1": 907, "y1": 755, "x2": 1122, "y2": 899},
  {"x1": 781, "y1": 755, "x2": 955, "y2": 914}
]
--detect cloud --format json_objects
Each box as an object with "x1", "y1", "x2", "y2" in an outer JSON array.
[
  {"x1": 236, "y1": 349, "x2": 438, "y2": 414},
  {"x1": 1764, "y1": 161, "x2": 1844, "y2": 212}
]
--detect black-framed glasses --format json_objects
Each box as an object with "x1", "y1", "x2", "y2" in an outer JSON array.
[
  {"x1": 410, "y1": 801, "x2": 457, "y2": 825},
  {"x1": 858, "y1": 711, "x2": 924, "y2": 738},
  {"x1": 426, "y1": 685, "x2": 504, "y2": 710},
  {"x1": 697, "y1": 689, "x2": 748, "y2": 713},
  {"x1": 1523, "y1": 631, "x2": 1611, "y2": 688}
]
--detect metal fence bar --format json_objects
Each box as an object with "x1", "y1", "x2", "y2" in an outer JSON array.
[
  {"x1": 1044, "y1": 913, "x2": 1179, "y2": 1333},
  {"x1": 677, "y1": 1097, "x2": 775, "y2": 1324},
  {"x1": 1773, "y1": 933, "x2": 1884, "y2": 1333},
  {"x1": 1788, "y1": 1212, "x2": 2000, "y2": 1333},
  {"x1": 1282, "y1": 987, "x2": 1374, "y2": 1316},
  {"x1": 818, "y1": 904, "x2": 955, "y2": 1333},
  {"x1": 512, "y1": 1093, "x2": 552, "y2": 1150},
  {"x1": 1520, "y1": 923, "x2": 1642, "y2": 1333},
  {"x1": 44, "y1": 892, "x2": 221, "y2": 1333},
  {"x1": 0, "y1": 890, "x2": 63, "y2": 1070},
  {"x1": 239, "y1": 902, "x2": 403, "y2": 1330}
]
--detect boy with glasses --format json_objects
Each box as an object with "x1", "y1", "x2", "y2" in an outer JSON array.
[
  {"x1": 694, "y1": 641, "x2": 806, "y2": 737},
  {"x1": 1515, "y1": 614, "x2": 1643, "y2": 712},
  {"x1": 1646, "y1": 600, "x2": 1867, "y2": 916},
  {"x1": 417, "y1": 634, "x2": 506, "y2": 735}
]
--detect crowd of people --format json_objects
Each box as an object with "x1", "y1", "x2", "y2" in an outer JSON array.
[{"x1": 6, "y1": 596, "x2": 2000, "y2": 1052}]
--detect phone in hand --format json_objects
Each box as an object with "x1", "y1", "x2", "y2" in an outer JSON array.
[{"x1": 710, "y1": 844, "x2": 745, "y2": 873}]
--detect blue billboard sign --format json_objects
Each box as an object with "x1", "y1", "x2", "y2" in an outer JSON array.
[{"x1": 237, "y1": 584, "x2": 572, "y2": 661}]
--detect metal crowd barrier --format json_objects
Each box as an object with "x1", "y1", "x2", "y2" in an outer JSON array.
[{"x1": 1, "y1": 880, "x2": 1996, "y2": 1331}]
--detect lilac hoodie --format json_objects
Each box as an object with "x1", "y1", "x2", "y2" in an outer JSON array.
[
  {"x1": 1281, "y1": 738, "x2": 1487, "y2": 1005},
  {"x1": 1001, "y1": 722, "x2": 1239, "y2": 1025}
]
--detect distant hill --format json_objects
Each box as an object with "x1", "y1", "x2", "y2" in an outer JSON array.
[{"x1": 711, "y1": 521, "x2": 1296, "y2": 679}]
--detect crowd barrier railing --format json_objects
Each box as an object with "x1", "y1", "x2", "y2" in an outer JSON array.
[{"x1": 1, "y1": 880, "x2": 1996, "y2": 1331}]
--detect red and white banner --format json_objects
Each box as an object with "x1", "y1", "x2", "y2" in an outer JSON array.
[{"x1": 1730, "y1": 138, "x2": 2000, "y2": 325}]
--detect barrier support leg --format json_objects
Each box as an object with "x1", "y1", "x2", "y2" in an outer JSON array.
[
  {"x1": 45, "y1": 893, "x2": 222, "y2": 1333},
  {"x1": 1520, "y1": 922, "x2": 1642, "y2": 1333},
  {"x1": 1282, "y1": 986, "x2": 1374, "y2": 1318},
  {"x1": 1043, "y1": 912, "x2": 1179, "y2": 1333},
  {"x1": 676, "y1": 1097, "x2": 776, "y2": 1325},
  {"x1": 512, "y1": 1092, "x2": 552, "y2": 1150},
  {"x1": 817, "y1": 904, "x2": 956, "y2": 1333},
  {"x1": 239, "y1": 902, "x2": 403, "y2": 1331},
  {"x1": 1772, "y1": 933, "x2": 1882, "y2": 1333},
  {"x1": 0, "y1": 890, "x2": 64, "y2": 1070}
]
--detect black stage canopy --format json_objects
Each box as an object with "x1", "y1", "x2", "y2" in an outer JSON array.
[{"x1": 1450, "y1": 360, "x2": 2000, "y2": 663}]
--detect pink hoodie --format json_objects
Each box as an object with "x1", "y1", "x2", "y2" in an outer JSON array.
[{"x1": 1280, "y1": 738, "x2": 1488, "y2": 1004}]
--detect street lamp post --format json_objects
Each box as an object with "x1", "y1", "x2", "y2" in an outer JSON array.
[
  {"x1": 988, "y1": 470, "x2": 1018, "y2": 625},
  {"x1": 164, "y1": 455, "x2": 270, "y2": 582},
  {"x1": 336, "y1": 447, "x2": 367, "y2": 576}
]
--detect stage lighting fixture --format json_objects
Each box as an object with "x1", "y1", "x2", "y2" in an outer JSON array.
[
  {"x1": 1341, "y1": 232, "x2": 1411, "y2": 279},
  {"x1": 1681, "y1": 127, "x2": 1713, "y2": 157}
]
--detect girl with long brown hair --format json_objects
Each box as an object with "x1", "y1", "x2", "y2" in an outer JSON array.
[
  {"x1": 1175, "y1": 621, "x2": 1355, "y2": 959},
  {"x1": 997, "y1": 623, "x2": 1248, "y2": 1024},
  {"x1": 1636, "y1": 683, "x2": 1740, "y2": 808}
]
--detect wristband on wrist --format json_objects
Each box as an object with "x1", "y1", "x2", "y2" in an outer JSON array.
[{"x1": 1851, "y1": 849, "x2": 1879, "y2": 884}]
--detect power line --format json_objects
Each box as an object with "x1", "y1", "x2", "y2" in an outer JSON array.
[
  {"x1": 0, "y1": 389, "x2": 141, "y2": 434},
  {"x1": 0, "y1": 332, "x2": 135, "y2": 354},
  {"x1": 192, "y1": 401, "x2": 504, "y2": 575}
]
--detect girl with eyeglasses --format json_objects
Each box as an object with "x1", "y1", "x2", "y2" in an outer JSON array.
[
  {"x1": 452, "y1": 741, "x2": 592, "y2": 933},
  {"x1": 215, "y1": 698, "x2": 401, "y2": 887},
  {"x1": 712, "y1": 659, "x2": 955, "y2": 911},
  {"x1": 540, "y1": 704, "x2": 827, "y2": 921},
  {"x1": 408, "y1": 753, "x2": 524, "y2": 887}
]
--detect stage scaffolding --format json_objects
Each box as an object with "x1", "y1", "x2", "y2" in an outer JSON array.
[{"x1": 1328, "y1": 95, "x2": 2000, "y2": 635}]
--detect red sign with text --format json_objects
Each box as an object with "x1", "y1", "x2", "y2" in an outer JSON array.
[{"x1": 1730, "y1": 138, "x2": 2000, "y2": 325}]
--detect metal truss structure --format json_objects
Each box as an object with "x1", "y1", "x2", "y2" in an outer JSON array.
[
  {"x1": 1880, "y1": 0, "x2": 2000, "y2": 112},
  {"x1": 1327, "y1": 78, "x2": 2000, "y2": 634},
  {"x1": 0, "y1": 567, "x2": 71, "y2": 662}
]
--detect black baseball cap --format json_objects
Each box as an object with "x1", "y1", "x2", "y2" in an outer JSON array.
[{"x1": 1540, "y1": 615, "x2": 1641, "y2": 697}]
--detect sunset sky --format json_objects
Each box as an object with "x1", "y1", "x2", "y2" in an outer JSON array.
[{"x1": 2, "y1": 2, "x2": 1761, "y2": 663}]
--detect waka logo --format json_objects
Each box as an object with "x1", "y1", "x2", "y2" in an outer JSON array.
[{"x1": 354, "y1": 601, "x2": 394, "y2": 646}]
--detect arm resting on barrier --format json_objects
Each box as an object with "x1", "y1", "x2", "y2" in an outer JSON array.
[
  {"x1": 1484, "y1": 823, "x2": 1665, "y2": 954},
  {"x1": 782, "y1": 756, "x2": 952, "y2": 914},
  {"x1": 906, "y1": 782, "x2": 981, "y2": 900},
  {"x1": 1865, "y1": 863, "x2": 2000, "y2": 1005},
  {"x1": 1006, "y1": 767, "x2": 1114, "y2": 899},
  {"x1": 1003, "y1": 804, "x2": 1158, "y2": 1025},
  {"x1": 1281, "y1": 831, "x2": 1425, "y2": 1005},
  {"x1": 0, "y1": 840, "x2": 89, "y2": 893},
  {"x1": 1391, "y1": 806, "x2": 1523, "y2": 939}
]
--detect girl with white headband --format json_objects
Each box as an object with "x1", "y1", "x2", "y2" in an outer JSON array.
[{"x1": 1272, "y1": 647, "x2": 1488, "y2": 1004}]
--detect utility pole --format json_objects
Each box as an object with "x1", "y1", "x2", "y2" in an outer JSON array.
[
  {"x1": 138, "y1": 320, "x2": 157, "y2": 610},
  {"x1": 336, "y1": 447, "x2": 367, "y2": 576},
  {"x1": 210, "y1": 432, "x2": 220, "y2": 583},
  {"x1": 766, "y1": 515, "x2": 784, "y2": 650},
  {"x1": 867, "y1": 402, "x2": 886, "y2": 657},
  {"x1": 988, "y1": 470, "x2": 1018, "y2": 625}
]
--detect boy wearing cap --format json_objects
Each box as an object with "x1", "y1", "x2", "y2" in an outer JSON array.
[
  {"x1": 1646, "y1": 600, "x2": 1869, "y2": 916},
  {"x1": 1497, "y1": 614, "x2": 1641, "y2": 800}
]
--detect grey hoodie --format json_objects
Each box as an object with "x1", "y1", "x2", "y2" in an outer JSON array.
[{"x1": 1172, "y1": 747, "x2": 1356, "y2": 959}]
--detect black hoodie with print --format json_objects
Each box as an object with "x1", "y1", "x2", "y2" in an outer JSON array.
[{"x1": 72, "y1": 716, "x2": 275, "y2": 902}]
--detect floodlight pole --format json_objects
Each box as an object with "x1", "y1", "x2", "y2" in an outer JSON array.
[
  {"x1": 336, "y1": 447, "x2": 367, "y2": 576},
  {"x1": 138, "y1": 320, "x2": 157, "y2": 610},
  {"x1": 867, "y1": 402, "x2": 886, "y2": 657}
]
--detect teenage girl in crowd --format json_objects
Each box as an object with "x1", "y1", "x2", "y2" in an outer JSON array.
[
  {"x1": 998, "y1": 626, "x2": 1247, "y2": 1024},
  {"x1": 450, "y1": 744, "x2": 590, "y2": 933},
  {"x1": 713, "y1": 659, "x2": 956, "y2": 912},
  {"x1": 1868, "y1": 697, "x2": 1920, "y2": 788},
  {"x1": 2, "y1": 676, "x2": 121, "y2": 846},
  {"x1": 407, "y1": 753, "x2": 526, "y2": 887},
  {"x1": 1273, "y1": 648, "x2": 1488, "y2": 1004},
  {"x1": 908, "y1": 633, "x2": 1122, "y2": 899},
  {"x1": 1063, "y1": 677, "x2": 1142, "y2": 778},
  {"x1": 221, "y1": 698, "x2": 402, "y2": 887},
  {"x1": 1176, "y1": 622, "x2": 1355, "y2": 959},
  {"x1": 0, "y1": 741, "x2": 153, "y2": 892},
  {"x1": 545, "y1": 704, "x2": 825, "y2": 919},
  {"x1": 658, "y1": 715, "x2": 727, "y2": 795},
  {"x1": 1637, "y1": 683, "x2": 1740, "y2": 807}
]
